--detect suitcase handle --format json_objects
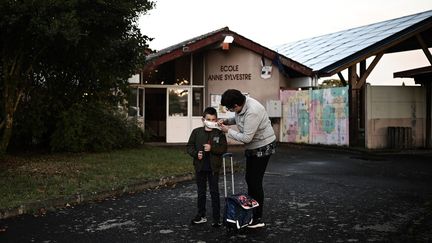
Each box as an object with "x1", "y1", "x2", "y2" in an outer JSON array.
[
  {"x1": 223, "y1": 153, "x2": 233, "y2": 158},
  {"x1": 222, "y1": 153, "x2": 235, "y2": 197}
]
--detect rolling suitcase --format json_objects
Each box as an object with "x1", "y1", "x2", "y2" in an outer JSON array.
[{"x1": 222, "y1": 153, "x2": 259, "y2": 230}]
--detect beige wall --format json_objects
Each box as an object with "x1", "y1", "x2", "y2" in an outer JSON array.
[
  {"x1": 205, "y1": 46, "x2": 285, "y2": 143},
  {"x1": 366, "y1": 85, "x2": 426, "y2": 149},
  {"x1": 205, "y1": 46, "x2": 281, "y2": 105}
]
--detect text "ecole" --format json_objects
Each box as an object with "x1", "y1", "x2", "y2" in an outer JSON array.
[{"x1": 220, "y1": 65, "x2": 239, "y2": 72}]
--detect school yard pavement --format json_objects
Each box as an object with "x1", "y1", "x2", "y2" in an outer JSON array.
[{"x1": 1, "y1": 144, "x2": 432, "y2": 242}]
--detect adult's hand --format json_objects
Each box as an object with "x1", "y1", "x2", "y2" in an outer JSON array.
[{"x1": 219, "y1": 124, "x2": 229, "y2": 133}]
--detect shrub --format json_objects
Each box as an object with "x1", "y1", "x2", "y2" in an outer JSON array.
[{"x1": 50, "y1": 102, "x2": 143, "y2": 152}]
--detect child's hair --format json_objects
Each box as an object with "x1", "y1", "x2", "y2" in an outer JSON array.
[{"x1": 203, "y1": 107, "x2": 217, "y2": 118}]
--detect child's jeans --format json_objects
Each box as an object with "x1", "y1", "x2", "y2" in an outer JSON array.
[{"x1": 196, "y1": 171, "x2": 220, "y2": 221}]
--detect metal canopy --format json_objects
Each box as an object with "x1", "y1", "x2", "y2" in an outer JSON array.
[{"x1": 274, "y1": 10, "x2": 432, "y2": 76}]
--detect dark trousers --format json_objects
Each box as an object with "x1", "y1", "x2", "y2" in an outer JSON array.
[
  {"x1": 196, "y1": 171, "x2": 220, "y2": 221},
  {"x1": 245, "y1": 154, "x2": 270, "y2": 220}
]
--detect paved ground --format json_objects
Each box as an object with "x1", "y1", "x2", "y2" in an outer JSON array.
[{"x1": 1, "y1": 144, "x2": 432, "y2": 242}]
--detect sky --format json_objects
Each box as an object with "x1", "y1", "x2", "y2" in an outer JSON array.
[{"x1": 139, "y1": 0, "x2": 432, "y2": 85}]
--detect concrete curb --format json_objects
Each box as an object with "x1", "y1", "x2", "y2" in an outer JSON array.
[{"x1": 0, "y1": 174, "x2": 194, "y2": 220}]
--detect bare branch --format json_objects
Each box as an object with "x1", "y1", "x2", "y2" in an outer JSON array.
[{"x1": 13, "y1": 89, "x2": 24, "y2": 112}]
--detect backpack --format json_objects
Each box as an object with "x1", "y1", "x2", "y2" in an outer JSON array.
[{"x1": 224, "y1": 194, "x2": 259, "y2": 229}]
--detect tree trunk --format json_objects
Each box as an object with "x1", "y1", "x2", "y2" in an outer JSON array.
[
  {"x1": 0, "y1": 60, "x2": 25, "y2": 155},
  {"x1": 0, "y1": 112, "x2": 14, "y2": 155}
]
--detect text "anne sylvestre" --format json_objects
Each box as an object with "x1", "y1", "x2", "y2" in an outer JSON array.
[{"x1": 208, "y1": 65, "x2": 252, "y2": 81}]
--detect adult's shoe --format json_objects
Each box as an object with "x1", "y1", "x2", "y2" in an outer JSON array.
[{"x1": 247, "y1": 218, "x2": 265, "y2": 228}]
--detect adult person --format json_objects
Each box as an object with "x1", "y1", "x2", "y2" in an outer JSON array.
[{"x1": 217, "y1": 89, "x2": 276, "y2": 228}]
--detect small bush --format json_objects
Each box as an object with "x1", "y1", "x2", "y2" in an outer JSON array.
[{"x1": 50, "y1": 102, "x2": 143, "y2": 152}]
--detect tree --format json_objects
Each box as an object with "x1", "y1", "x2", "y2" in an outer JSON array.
[
  {"x1": 0, "y1": 0, "x2": 155, "y2": 155},
  {"x1": 319, "y1": 79, "x2": 345, "y2": 88}
]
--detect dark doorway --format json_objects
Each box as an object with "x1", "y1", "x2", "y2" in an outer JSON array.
[{"x1": 145, "y1": 88, "x2": 166, "y2": 142}]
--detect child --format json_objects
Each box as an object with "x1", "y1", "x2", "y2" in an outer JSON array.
[{"x1": 187, "y1": 107, "x2": 227, "y2": 227}]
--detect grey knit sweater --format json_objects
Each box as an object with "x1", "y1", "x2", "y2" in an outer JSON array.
[{"x1": 225, "y1": 97, "x2": 276, "y2": 150}]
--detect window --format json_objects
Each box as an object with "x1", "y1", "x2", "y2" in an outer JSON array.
[
  {"x1": 193, "y1": 53, "x2": 204, "y2": 85},
  {"x1": 142, "y1": 55, "x2": 191, "y2": 85},
  {"x1": 169, "y1": 88, "x2": 188, "y2": 116},
  {"x1": 175, "y1": 55, "x2": 191, "y2": 85},
  {"x1": 128, "y1": 87, "x2": 138, "y2": 116},
  {"x1": 192, "y1": 88, "x2": 204, "y2": 116}
]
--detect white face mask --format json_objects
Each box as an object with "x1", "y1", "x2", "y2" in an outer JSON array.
[{"x1": 204, "y1": 120, "x2": 220, "y2": 130}]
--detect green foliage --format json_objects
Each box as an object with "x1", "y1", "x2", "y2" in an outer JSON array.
[
  {"x1": 0, "y1": 0, "x2": 155, "y2": 154},
  {"x1": 50, "y1": 102, "x2": 144, "y2": 152},
  {"x1": 319, "y1": 79, "x2": 345, "y2": 88}
]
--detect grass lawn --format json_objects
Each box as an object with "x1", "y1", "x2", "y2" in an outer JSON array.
[{"x1": 0, "y1": 145, "x2": 192, "y2": 210}]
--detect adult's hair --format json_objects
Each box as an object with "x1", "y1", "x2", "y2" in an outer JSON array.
[
  {"x1": 203, "y1": 106, "x2": 217, "y2": 118},
  {"x1": 221, "y1": 89, "x2": 246, "y2": 109}
]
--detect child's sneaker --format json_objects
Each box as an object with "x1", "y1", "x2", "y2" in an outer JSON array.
[{"x1": 191, "y1": 215, "x2": 207, "y2": 224}]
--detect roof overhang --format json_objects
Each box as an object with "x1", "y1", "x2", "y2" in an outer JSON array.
[
  {"x1": 142, "y1": 27, "x2": 313, "y2": 77},
  {"x1": 394, "y1": 65, "x2": 432, "y2": 84}
]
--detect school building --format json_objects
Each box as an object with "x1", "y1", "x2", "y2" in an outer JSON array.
[{"x1": 129, "y1": 10, "x2": 432, "y2": 149}]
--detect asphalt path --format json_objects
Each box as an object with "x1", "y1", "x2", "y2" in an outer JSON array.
[{"x1": 1, "y1": 145, "x2": 431, "y2": 242}]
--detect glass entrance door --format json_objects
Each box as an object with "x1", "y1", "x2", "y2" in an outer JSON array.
[{"x1": 166, "y1": 88, "x2": 190, "y2": 143}]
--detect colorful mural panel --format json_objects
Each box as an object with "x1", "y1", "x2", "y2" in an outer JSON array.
[
  {"x1": 280, "y1": 90, "x2": 310, "y2": 143},
  {"x1": 280, "y1": 87, "x2": 349, "y2": 146}
]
